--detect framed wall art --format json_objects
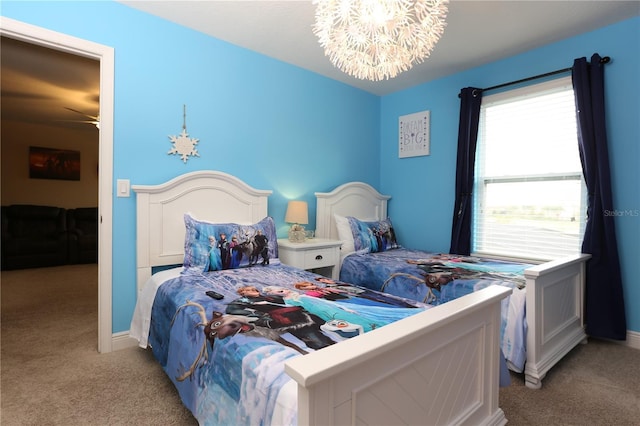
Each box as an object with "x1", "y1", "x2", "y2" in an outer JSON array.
[
  {"x1": 399, "y1": 110, "x2": 430, "y2": 158},
  {"x1": 29, "y1": 146, "x2": 81, "y2": 181}
]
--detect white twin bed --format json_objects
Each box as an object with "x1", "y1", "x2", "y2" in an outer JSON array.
[
  {"x1": 315, "y1": 181, "x2": 590, "y2": 390},
  {"x1": 130, "y1": 170, "x2": 512, "y2": 426}
]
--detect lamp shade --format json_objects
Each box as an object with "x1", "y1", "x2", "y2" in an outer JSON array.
[{"x1": 285, "y1": 201, "x2": 308, "y2": 225}]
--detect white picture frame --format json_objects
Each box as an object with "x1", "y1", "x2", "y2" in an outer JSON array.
[{"x1": 399, "y1": 110, "x2": 430, "y2": 158}]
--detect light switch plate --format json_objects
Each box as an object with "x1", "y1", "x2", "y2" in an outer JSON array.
[{"x1": 117, "y1": 179, "x2": 130, "y2": 197}]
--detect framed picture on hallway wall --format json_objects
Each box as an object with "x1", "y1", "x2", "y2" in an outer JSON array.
[
  {"x1": 399, "y1": 110, "x2": 430, "y2": 158},
  {"x1": 29, "y1": 146, "x2": 81, "y2": 181}
]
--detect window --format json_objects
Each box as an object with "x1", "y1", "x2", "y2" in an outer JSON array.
[{"x1": 472, "y1": 77, "x2": 587, "y2": 262}]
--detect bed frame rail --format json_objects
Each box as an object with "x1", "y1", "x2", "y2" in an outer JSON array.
[
  {"x1": 523, "y1": 253, "x2": 590, "y2": 389},
  {"x1": 286, "y1": 285, "x2": 512, "y2": 426},
  {"x1": 316, "y1": 180, "x2": 591, "y2": 390}
]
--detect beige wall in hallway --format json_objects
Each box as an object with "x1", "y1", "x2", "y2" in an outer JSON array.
[{"x1": 1, "y1": 120, "x2": 98, "y2": 208}]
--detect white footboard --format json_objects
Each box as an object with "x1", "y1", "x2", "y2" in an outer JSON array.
[
  {"x1": 285, "y1": 285, "x2": 512, "y2": 426},
  {"x1": 523, "y1": 253, "x2": 590, "y2": 389}
]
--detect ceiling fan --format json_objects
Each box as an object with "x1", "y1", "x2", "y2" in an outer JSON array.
[{"x1": 61, "y1": 107, "x2": 100, "y2": 129}]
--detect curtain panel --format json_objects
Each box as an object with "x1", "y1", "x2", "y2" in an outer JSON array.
[
  {"x1": 572, "y1": 54, "x2": 627, "y2": 340},
  {"x1": 449, "y1": 87, "x2": 482, "y2": 255},
  {"x1": 450, "y1": 56, "x2": 626, "y2": 340}
]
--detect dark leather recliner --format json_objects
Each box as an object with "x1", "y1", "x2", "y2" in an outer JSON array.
[
  {"x1": 1, "y1": 205, "x2": 69, "y2": 270},
  {"x1": 67, "y1": 207, "x2": 98, "y2": 264}
]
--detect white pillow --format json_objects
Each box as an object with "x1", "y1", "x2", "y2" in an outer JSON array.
[{"x1": 334, "y1": 213, "x2": 355, "y2": 256}]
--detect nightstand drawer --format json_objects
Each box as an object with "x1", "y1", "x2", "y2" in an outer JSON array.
[
  {"x1": 302, "y1": 247, "x2": 337, "y2": 269},
  {"x1": 277, "y1": 238, "x2": 342, "y2": 279}
]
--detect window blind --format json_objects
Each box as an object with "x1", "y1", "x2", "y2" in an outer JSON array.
[{"x1": 473, "y1": 77, "x2": 587, "y2": 261}]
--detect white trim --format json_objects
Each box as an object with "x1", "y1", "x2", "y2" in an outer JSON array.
[
  {"x1": 471, "y1": 252, "x2": 546, "y2": 265},
  {"x1": 1, "y1": 17, "x2": 115, "y2": 353},
  {"x1": 622, "y1": 330, "x2": 640, "y2": 350},
  {"x1": 112, "y1": 332, "x2": 140, "y2": 352},
  {"x1": 597, "y1": 330, "x2": 640, "y2": 351}
]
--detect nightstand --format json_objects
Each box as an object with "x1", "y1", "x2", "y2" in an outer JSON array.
[{"x1": 277, "y1": 238, "x2": 342, "y2": 280}]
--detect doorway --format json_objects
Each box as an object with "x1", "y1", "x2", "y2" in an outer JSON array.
[{"x1": 0, "y1": 17, "x2": 114, "y2": 352}]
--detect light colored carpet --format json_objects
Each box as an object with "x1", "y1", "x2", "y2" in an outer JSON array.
[
  {"x1": 1, "y1": 264, "x2": 196, "y2": 426},
  {"x1": 1, "y1": 265, "x2": 638, "y2": 425},
  {"x1": 500, "y1": 336, "x2": 640, "y2": 425}
]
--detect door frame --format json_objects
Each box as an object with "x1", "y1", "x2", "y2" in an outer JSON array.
[{"x1": 1, "y1": 17, "x2": 114, "y2": 353}]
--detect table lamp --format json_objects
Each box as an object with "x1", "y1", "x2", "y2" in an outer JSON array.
[{"x1": 285, "y1": 200, "x2": 308, "y2": 242}]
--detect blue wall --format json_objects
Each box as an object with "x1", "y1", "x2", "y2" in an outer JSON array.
[
  {"x1": 381, "y1": 17, "x2": 640, "y2": 335},
  {"x1": 3, "y1": 3, "x2": 638, "y2": 335},
  {"x1": 2, "y1": 1, "x2": 380, "y2": 332}
]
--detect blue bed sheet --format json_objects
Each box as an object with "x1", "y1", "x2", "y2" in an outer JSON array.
[
  {"x1": 146, "y1": 262, "x2": 428, "y2": 425},
  {"x1": 340, "y1": 249, "x2": 532, "y2": 372}
]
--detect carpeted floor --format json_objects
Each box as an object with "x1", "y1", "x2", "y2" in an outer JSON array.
[
  {"x1": 0, "y1": 264, "x2": 195, "y2": 426},
  {"x1": 1, "y1": 264, "x2": 638, "y2": 425},
  {"x1": 500, "y1": 338, "x2": 640, "y2": 425}
]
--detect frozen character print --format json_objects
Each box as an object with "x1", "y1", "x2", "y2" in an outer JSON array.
[
  {"x1": 225, "y1": 285, "x2": 336, "y2": 351},
  {"x1": 217, "y1": 233, "x2": 231, "y2": 269},
  {"x1": 207, "y1": 236, "x2": 222, "y2": 271},
  {"x1": 254, "y1": 229, "x2": 269, "y2": 265}
]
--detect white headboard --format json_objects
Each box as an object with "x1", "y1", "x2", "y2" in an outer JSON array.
[
  {"x1": 132, "y1": 170, "x2": 272, "y2": 291},
  {"x1": 315, "y1": 182, "x2": 390, "y2": 240}
]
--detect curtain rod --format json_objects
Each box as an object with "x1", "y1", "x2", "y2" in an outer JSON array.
[{"x1": 464, "y1": 56, "x2": 611, "y2": 96}]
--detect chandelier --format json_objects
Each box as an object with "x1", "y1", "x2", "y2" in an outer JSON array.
[{"x1": 313, "y1": 0, "x2": 449, "y2": 81}]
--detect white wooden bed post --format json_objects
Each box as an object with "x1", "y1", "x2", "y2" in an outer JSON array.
[
  {"x1": 315, "y1": 182, "x2": 390, "y2": 242},
  {"x1": 132, "y1": 170, "x2": 272, "y2": 293},
  {"x1": 286, "y1": 285, "x2": 512, "y2": 426},
  {"x1": 523, "y1": 253, "x2": 589, "y2": 389},
  {"x1": 314, "y1": 181, "x2": 590, "y2": 390}
]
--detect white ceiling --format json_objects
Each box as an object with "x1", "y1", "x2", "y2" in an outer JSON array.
[
  {"x1": 119, "y1": 0, "x2": 640, "y2": 96},
  {"x1": 1, "y1": 36, "x2": 101, "y2": 130},
  {"x1": 2, "y1": 1, "x2": 639, "y2": 129}
]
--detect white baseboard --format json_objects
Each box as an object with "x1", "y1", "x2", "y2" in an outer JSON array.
[
  {"x1": 601, "y1": 330, "x2": 640, "y2": 350},
  {"x1": 623, "y1": 330, "x2": 640, "y2": 350},
  {"x1": 111, "y1": 331, "x2": 141, "y2": 351}
]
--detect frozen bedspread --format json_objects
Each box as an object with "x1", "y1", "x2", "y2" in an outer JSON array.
[
  {"x1": 340, "y1": 249, "x2": 533, "y2": 372},
  {"x1": 130, "y1": 262, "x2": 428, "y2": 426}
]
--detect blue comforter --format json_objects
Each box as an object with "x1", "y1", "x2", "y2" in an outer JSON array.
[
  {"x1": 146, "y1": 262, "x2": 428, "y2": 425},
  {"x1": 340, "y1": 249, "x2": 532, "y2": 372}
]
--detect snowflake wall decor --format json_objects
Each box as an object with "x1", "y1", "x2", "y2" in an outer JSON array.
[
  {"x1": 168, "y1": 129, "x2": 199, "y2": 163},
  {"x1": 168, "y1": 105, "x2": 200, "y2": 163}
]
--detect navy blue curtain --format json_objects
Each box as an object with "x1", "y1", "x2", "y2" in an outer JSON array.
[
  {"x1": 572, "y1": 54, "x2": 627, "y2": 340},
  {"x1": 449, "y1": 87, "x2": 482, "y2": 255}
]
